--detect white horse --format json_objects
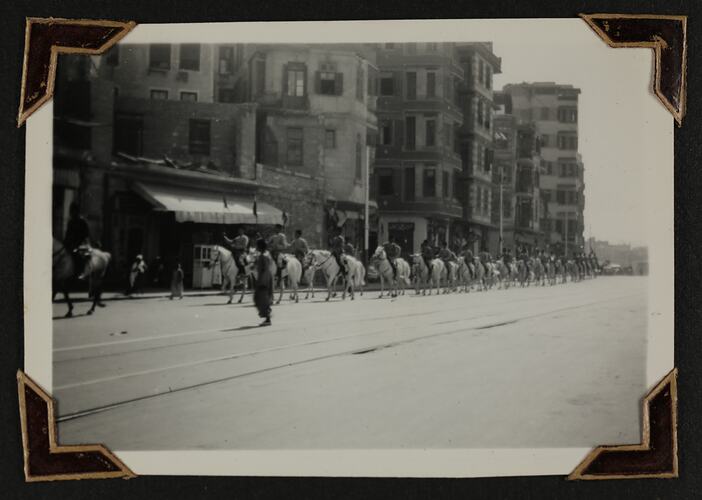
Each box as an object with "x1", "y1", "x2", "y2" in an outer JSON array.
[
  {"x1": 271, "y1": 253, "x2": 303, "y2": 304},
  {"x1": 306, "y1": 250, "x2": 345, "y2": 301},
  {"x1": 370, "y1": 246, "x2": 411, "y2": 298},
  {"x1": 410, "y1": 254, "x2": 445, "y2": 295},
  {"x1": 340, "y1": 254, "x2": 366, "y2": 300},
  {"x1": 443, "y1": 260, "x2": 459, "y2": 293},
  {"x1": 300, "y1": 258, "x2": 318, "y2": 299},
  {"x1": 455, "y1": 257, "x2": 473, "y2": 293},
  {"x1": 211, "y1": 245, "x2": 254, "y2": 304}
]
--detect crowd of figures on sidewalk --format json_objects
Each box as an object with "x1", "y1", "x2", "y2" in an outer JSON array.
[{"x1": 52, "y1": 204, "x2": 601, "y2": 326}]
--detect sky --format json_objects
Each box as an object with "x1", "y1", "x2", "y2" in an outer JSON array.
[{"x1": 489, "y1": 21, "x2": 670, "y2": 248}]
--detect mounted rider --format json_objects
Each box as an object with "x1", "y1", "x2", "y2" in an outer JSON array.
[
  {"x1": 63, "y1": 202, "x2": 91, "y2": 273},
  {"x1": 420, "y1": 239, "x2": 434, "y2": 273},
  {"x1": 437, "y1": 240, "x2": 457, "y2": 270},
  {"x1": 330, "y1": 227, "x2": 347, "y2": 278},
  {"x1": 223, "y1": 226, "x2": 249, "y2": 274},
  {"x1": 518, "y1": 246, "x2": 530, "y2": 273},
  {"x1": 290, "y1": 229, "x2": 310, "y2": 272},
  {"x1": 461, "y1": 243, "x2": 474, "y2": 275},
  {"x1": 502, "y1": 247, "x2": 514, "y2": 272},
  {"x1": 382, "y1": 235, "x2": 402, "y2": 280},
  {"x1": 268, "y1": 224, "x2": 290, "y2": 282}
]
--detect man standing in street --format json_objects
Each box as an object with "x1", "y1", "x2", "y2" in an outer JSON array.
[{"x1": 223, "y1": 227, "x2": 249, "y2": 275}]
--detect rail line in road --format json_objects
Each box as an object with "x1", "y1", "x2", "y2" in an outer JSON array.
[{"x1": 55, "y1": 292, "x2": 640, "y2": 423}]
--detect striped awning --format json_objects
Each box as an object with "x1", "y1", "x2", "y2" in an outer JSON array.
[{"x1": 133, "y1": 182, "x2": 284, "y2": 225}]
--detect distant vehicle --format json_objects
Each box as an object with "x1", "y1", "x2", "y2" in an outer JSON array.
[{"x1": 601, "y1": 263, "x2": 622, "y2": 276}]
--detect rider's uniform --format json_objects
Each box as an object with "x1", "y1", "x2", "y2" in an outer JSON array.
[
  {"x1": 290, "y1": 236, "x2": 309, "y2": 263},
  {"x1": 331, "y1": 234, "x2": 346, "y2": 275},
  {"x1": 420, "y1": 242, "x2": 434, "y2": 271},
  {"x1": 383, "y1": 241, "x2": 401, "y2": 278},
  {"x1": 268, "y1": 232, "x2": 289, "y2": 277},
  {"x1": 225, "y1": 234, "x2": 249, "y2": 273},
  {"x1": 462, "y1": 248, "x2": 474, "y2": 272},
  {"x1": 438, "y1": 247, "x2": 457, "y2": 267}
]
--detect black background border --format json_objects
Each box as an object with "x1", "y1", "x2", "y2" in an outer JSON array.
[{"x1": 1, "y1": 1, "x2": 700, "y2": 498}]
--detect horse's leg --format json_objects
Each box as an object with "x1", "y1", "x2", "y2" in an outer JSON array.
[{"x1": 63, "y1": 287, "x2": 73, "y2": 318}]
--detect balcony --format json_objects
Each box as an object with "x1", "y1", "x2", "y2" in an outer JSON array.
[{"x1": 376, "y1": 196, "x2": 463, "y2": 219}]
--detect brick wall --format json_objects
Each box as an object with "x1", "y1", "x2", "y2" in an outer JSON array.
[
  {"x1": 115, "y1": 97, "x2": 257, "y2": 179},
  {"x1": 258, "y1": 165, "x2": 326, "y2": 248}
]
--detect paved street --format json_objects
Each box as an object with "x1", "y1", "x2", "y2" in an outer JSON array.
[{"x1": 54, "y1": 276, "x2": 647, "y2": 450}]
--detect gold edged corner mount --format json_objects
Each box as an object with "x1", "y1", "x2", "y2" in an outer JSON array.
[
  {"x1": 18, "y1": 17, "x2": 136, "y2": 127},
  {"x1": 580, "y1": 14, "x2": 687, "y2": 126},
  {"x1": 17, "y1": 370, "x2": 136, "y2": 482},
  {"x1": 568, "y1": 368, "x2": 678, "y2": 480}
]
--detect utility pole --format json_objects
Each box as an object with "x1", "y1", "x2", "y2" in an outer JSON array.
[
  {"x1": 564, "y1": 212, "x2": 569, "y2": 256},
  {"x1": 499, "y1": 163, "x2": 504, "y2": 254},
  {"x1": 364, "y1": 145, "x2": 370, "y2": 265}
]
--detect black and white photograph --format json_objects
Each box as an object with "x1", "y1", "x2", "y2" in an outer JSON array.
[{"x1": 25, "y1": 19, "x2": 673, "y2": 477}]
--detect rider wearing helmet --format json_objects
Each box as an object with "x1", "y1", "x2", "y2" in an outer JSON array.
[{"x1": 268, "y1": 224, "x2": 289, "y2": 282}]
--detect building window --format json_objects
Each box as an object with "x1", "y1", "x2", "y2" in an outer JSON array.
[
  {"x1": 189, "y1": 119, "x2": 210, "y2": 155},
  {"x1": 426, "y1": 42, "x2": 438, "y2": 52},
  {"x1": 380, "y1": 72, "x2": 395, "y2": 96},
  {"x1": 558, "y1": 107, "x2": 578, "y2": 123},
  {"x1": 484, "y1": 107, "x2": 491, "y2": 129},
  {"x1": 406, "y1": 43, "x2": 417, "y2": 55},
  {"x1": 385, "y1": 43, "x2": 396, "y2": 49},
  {"x1": 423, "y1": 167, "x2": 436, "y2": 197},
  {"x1": 150, "y1": 89, "x2": 168, "y2": 100},
  {"x1": 180, "y1": 91, "x2": 197, "y2": 102},
  {"x1": 540, "y1": 134, "x2": 550, "y2": 148},
  {"x1": 443, "y1": 171, "x2": 449, "y2": 198},
  {"x1": 378, "y1": 170, "x2": 394, "y2": 196},
  {"x1": 477, "y1": 99, "x2": 484, "y2": 127},
  {"x1": 218, "y1": 46, "x2": 234, "y2": 74},
  {"x1": 405, "y1": 116, "x2": 416, "y2": 150},
  {"x1": 219, "y1": 89, "x2": 236, "y2": 103},
  {"x1": 319, "y1": 71, "x2": 340, "y2": 95},
  {"x1": 285, "y1": 64, "x2": 306, "y2": 97},
  {"x1": 149, "y1": 44, "x2": 171, "y2": 70},
  {"x1": 540, "y1": 107, "x2": 550, "y2": 120},
  {"x1": 426, "y1": 72, "x2": 436, "y2": 98},
  {"x1": 356, "y1": 63, "x2": 365, "y2": 101},
  {"x1": 425, "y1": 119, "x2": 436, "y2": 147},
  {"x1": 476, "y1": 186, "x2": 482, "y2": 213},
  {"x1": 286, "y1": 127, "x2": 304, "y2": 165},
  {"x1": 380, "y1": 121, "x2": 393, "y2": 146},
  {"x1": 179, "y1": 44, "x2": 200, "y2": 71},
  {"x1": 503, "y1": 197, "x2": 512, "y2": 218},
  {"x1": 485, "y1": 66, "x2": 492, "y2": 90},
  {"x1": 559, "y1": 162, "x2": 578, "y2": 177},
  {"x1": 557, "y1": 133, "x2": 578, "y2": 150},
  {"x1": 113, "y1": 113, "x2": 143, "y2": 156},
  {"x1": 325, "y1": 129, "x2": 336, "y2": 149},
  {"x1": 478, "y1": 59, "x2": 484, "y2": 85},
  {"x1": 484, "y1": 148, "x2": 493, "y2": 172},
  {"x1": 406, "y1": 72, "x2": 417, "y2": 100},
  {"x1": 483, "y1": 188, "x2": 490, "y2": 214},
  {"x1": 444, "y1": 122, "x2": 452, "y2": 150},
  {"x1": 355, "y1": 134, "x2": 363, "y2": 180},
  {"x1": 404, "y1": 167, "x2": 415, "y2": 201},
  {"x1": 253, "y1": 59, "x2": 266, "y2": 97},
  {"x1": 542, "y1": 161, "x2": 553, "y2": 175},
  {"x1": 105, "y1": 45, "x2": 119, "y2": 66},
  {"x1": 542, "y1": 190, "x2": 552, "y2": 203}
]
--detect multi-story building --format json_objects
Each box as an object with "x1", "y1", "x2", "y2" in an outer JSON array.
[
  {"x1": 373, "y1": 42, "x2": 465, "y2": 256},
  {"x1": 491, "y1": 92, "x2": 543, "y2": 251},
  {"x1": 53, "y1": 42, "x2": 378, "y2": 286},
  {"x1": 501, "y1": 82, "x2": 585, "y2": 254},
  {"x1": 454, "y1": 43, "x2": 502, "y2": 253},
  {"x1": 240, "y1": 43, "x2": 378, "y2": 252}
]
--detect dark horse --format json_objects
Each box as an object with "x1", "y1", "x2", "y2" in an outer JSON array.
[{"x1": 52, "y1": 237, "x2": 111, "y2": 317}]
